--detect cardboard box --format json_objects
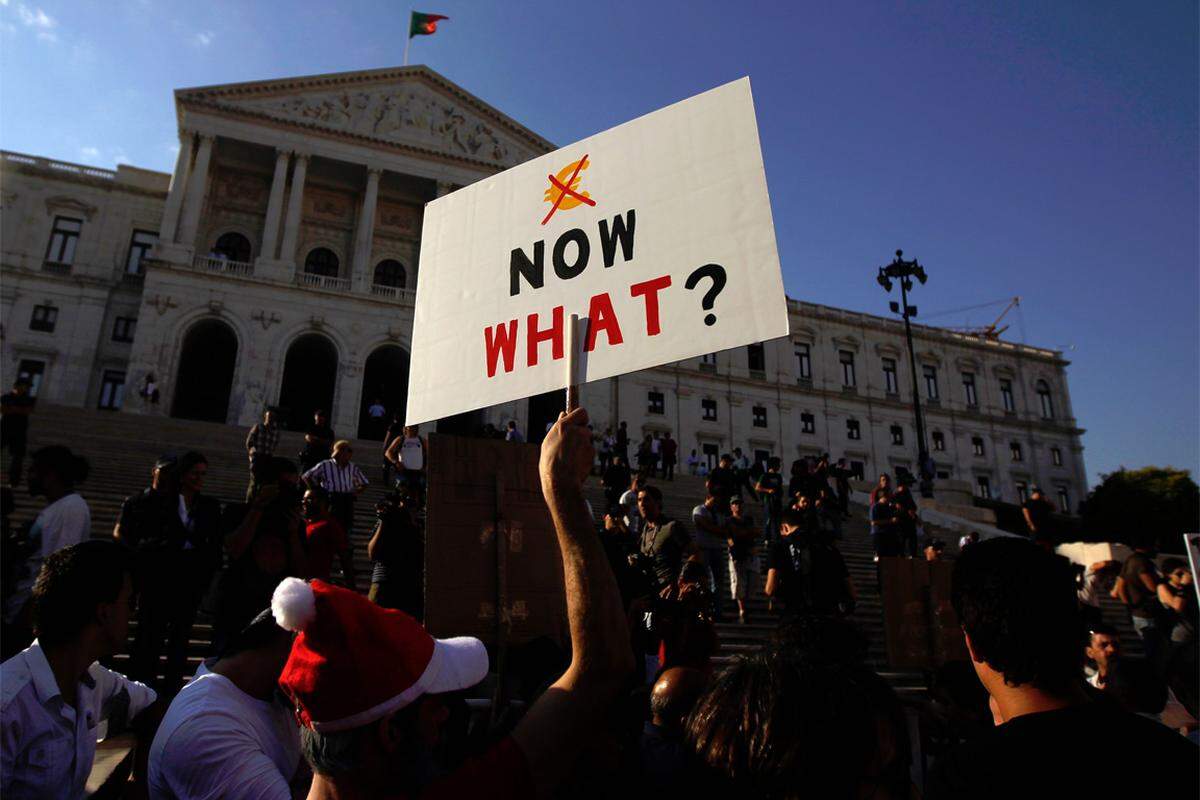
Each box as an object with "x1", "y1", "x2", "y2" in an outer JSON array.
[
  {"x1": 424, "y1": 434, "x2": 569, "y2": 649},
  {"x1": 881, "y1": 557, "x2": 969, "y2": 670}
]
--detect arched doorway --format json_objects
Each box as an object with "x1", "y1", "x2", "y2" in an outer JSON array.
[
  {"x1": 358, "y1": 345, "x2": 410, "y2": 439},
  {"x1": 171, "y1": 318, "x2": 237, "y2": 422},
  {"x1": 278, "y1": 334, "x2": 338, "y2": 430}
]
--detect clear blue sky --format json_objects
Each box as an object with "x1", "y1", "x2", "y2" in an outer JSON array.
[{"x1": 3, "y1": 0, "x2": 1196, "y2": 488}]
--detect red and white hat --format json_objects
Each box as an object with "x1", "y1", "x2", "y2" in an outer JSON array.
[{"x1": 272, "y1": 577, "x2": 489, "y2": 732}]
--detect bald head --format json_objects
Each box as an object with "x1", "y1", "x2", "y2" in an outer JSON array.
[{"x1": 650, "y1": 667, "x2": 708, "y2": 731}]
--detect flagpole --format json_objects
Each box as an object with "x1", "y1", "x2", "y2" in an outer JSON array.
[{"x1": 403, "y1": 9, "x2": 411, "y2": 66}]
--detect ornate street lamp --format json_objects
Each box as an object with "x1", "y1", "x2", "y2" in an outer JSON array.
[{"x1": 877, "y1": 250, "x2": 934, "y2": 498}]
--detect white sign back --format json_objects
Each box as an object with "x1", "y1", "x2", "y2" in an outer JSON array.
[{"x1": 406, "y1": 77, "x2": 788, "y2": 425}]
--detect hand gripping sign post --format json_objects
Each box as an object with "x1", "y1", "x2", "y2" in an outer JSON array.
[{"x1": 406, "y1": 77, "x2": 789, "y2": 424}]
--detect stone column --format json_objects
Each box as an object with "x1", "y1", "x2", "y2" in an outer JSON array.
[
  {"x1": 278, "y1": 153, "x2": 309, "y2": 267},
  {"x1": 157, "y1": 131, "x2": 194, "y2": 245},
  {"x1": 352, "y1": 167, "x2": 382, "y2": 291},
  {"x1": 259, "y1": 149, "x2": 291, "y2": 262},
  {"x1": 176, "y1": 134, "x2": 215, "y2": 254}
]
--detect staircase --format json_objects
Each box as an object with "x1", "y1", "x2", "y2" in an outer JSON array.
[{"x1": 3, "y1": 404, "x2": 1140, "y2": 691}]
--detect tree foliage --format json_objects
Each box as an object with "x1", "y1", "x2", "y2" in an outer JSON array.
[{"x1": 1081, "y1": 467, "x2": 1199, "y2": 552}]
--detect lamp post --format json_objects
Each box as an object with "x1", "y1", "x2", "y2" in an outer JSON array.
[{"x1": 877, "y1": 250, "x2": 934, "y2": 498}]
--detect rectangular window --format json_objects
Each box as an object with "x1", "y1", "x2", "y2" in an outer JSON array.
[
  {"x1": 112, "y1": 316, "x2": 137, "y2": 343},
  {"x1": 98, "y1": 370, "x2": 126, "y2": 410},
  {"x1": 702, "y1": 443, "x2": 719, "y2": 471},
  {"x1": 972, "y1": 436, "x2": 985, "y2": 457},
  {"x1": 1015, "y1": 481, "x2": 1029, "y2": 504},
  {"x1": 962, "y1": 372, "x2": 978, "y2": 407},
  {"x1": 29, "y1": 305, "x2": 58, "y2": 333},
  {"x1": 923, "y1": 365, "x2": 939, "y2": 400},
  {"x1": 747, "y1": 343, "x2": 766, "y2": 373},
  {"x1": 890, "y1": 424, "x2": 904, "y2": 446},
  {"x1": 17, "y1": 360, "x2": 45, "y2": 397},
  {"x1": 936, "y1": 469, "x2": 951, "y2": 480},
  {"x1": 846, "y1": 419, "x2": 861, "y2": 441},
  {"x1": 849, "y1": 460, "x2": 865, "y2": 480},
  {"x1": 700, "y1": 352, "x2": 717, "y2": 371},
  {"x1": 125, "y1": 230, "x2": 157, "y2": 275},
  {"x1": 795, "y1": 343, "x2": 811, "y2": 380},
  {"x1": 1057, "y1": 487, "x2": 1070, "y2": 513},
  {"x1": 882, "y1": 358, "x2": 898, "y2": 394},
  {"x1": 701, "y1": 398, "x2": 718, "y2": 422},
  {"x1": 976, "y1": 475, "x2": 992, "y2": 500},
  {"x1": 45, "y1": 216, "x2": 82, "y2": 265},
  {"x1": 1010, "y1": 442, "x2": 1023, "y2": 462},
  {"x1": 840, "y1": 351, "x2": 856, "y2": 387},
  {"x1": 752, "y1": 405, "x2": 767, "y2": 428},
  {"x1": 1051, "y1": 447, "x2": 1063, "y2": 467},
  {"x1": 931, "y1": 430, "x2": 945, "y2": 451},
  {"x1": 800, "y1": 412, "x2": 815, "y2": 434},
  {"x1": 647, "y1": 391, "x2": 665, "y2": 415},
  {"x1": 1038, "y1": 383, "x2": 1055, "y2": 419},
  {"x1": 1000, "y1": 379, "x2": 1015, "y2": 412}
]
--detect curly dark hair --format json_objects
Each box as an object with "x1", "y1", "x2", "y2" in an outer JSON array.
[
  {"x1": 685, "y1": 648, "x2": 910, "y2": 798},
  {"x1": 951, "y1": 536, "x2": 1083, "y2": 693},
  {"x1": 33, "y1": 540, "x2": 130, "y2": 646}
]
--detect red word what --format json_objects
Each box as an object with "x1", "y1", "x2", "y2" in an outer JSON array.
[{"x1": 483, "y1": 275, "x2": 672, "y2": 378}]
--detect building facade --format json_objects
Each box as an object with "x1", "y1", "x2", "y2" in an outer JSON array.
[{"x1": 0, "y1": 66, "x2": 1087, "y2": 508}]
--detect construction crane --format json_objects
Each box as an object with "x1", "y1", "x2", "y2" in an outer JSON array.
[{"x1": 944, "y1": 296, "x2": 1021, "y2": 341}]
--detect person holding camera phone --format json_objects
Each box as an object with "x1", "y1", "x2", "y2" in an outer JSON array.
[{"x1": 209, "y1": 457, "x2": 308, "y2": 655}]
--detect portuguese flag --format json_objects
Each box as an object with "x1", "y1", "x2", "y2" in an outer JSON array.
[{"x1": 409, "y1": 11, "x2": 449, "y2": 37}]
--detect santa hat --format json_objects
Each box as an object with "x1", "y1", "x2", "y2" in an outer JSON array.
[{"x1": 272, "y1": 578, "x2": 489, "y2": 732}]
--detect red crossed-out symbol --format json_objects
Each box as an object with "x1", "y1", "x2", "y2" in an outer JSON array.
[{"x1": 541, "y1": 154, "x2": 597, "y2": 226}]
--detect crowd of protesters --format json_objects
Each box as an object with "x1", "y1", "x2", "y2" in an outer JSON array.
[{"x1": 0, "y1": 390, "x2": 1196, "y2": 797}]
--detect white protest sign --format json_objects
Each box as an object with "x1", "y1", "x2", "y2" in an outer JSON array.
[{"x1": 406, "y1": 77, "x2": 788, "y2": 425}]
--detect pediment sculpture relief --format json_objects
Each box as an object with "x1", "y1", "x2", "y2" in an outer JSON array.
[{"x1": 235, "y1": 87, "x2": 525, "y2": 166}]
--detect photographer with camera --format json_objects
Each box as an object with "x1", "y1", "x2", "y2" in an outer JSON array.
[
  {"x1": 367, "y1": 485, "x2": 423, "y2": 617},
  {"x1": 209, "y1": 456, "x2": 308, "y2": 655}
]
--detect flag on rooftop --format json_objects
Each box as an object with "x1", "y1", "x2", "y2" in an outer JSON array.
[{"x1": 409, "y1": 11, "x2": 448, "y2": 38}]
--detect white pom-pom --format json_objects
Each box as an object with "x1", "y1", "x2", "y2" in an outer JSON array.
[{"x1": 272, "y1": 577, "x2": 316, "y2": 632}]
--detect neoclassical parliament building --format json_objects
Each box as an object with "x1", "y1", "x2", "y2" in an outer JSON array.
[{"x1": 0, "y1": 66, "x2": 1088, "y2": 509}]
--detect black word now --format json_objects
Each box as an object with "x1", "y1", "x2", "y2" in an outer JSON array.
[{"x1": 510, "y1": 209, "x2": 636, "y2": 296}]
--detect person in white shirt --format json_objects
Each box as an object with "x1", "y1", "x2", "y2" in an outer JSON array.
[
  {"x1": 385, "y1": 425, "x2": 427, "y2": 504},
  {"x1": 1, "y1": 540, "x2": 157, "y2": 799},
  {"x1": 149, "y1": 609, "x2": 306, "y2": 799},
  {"x1": 3, "y1": 446, "x2": 92, "y2": 632},
  {"x1": 619, "y1": 474, "x2": 644, "y2": 537}
]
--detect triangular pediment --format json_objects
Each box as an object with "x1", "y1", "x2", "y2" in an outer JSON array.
[{"x1": 175, "y1": 66, "x2": 555, "y2": 170}]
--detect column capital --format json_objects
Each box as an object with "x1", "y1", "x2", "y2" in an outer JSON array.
[
  {"x1": 196, "y1": 132, "x2": 217, "y2": 145},
  {"x1": 273, "y1": 146, "x2": 293, "y2": 159},
  {"x1": 293, "y1": 150, "x2": 312, "y2": 164},
  {"x1": 178, "y1": 129, "x2": 197, "y2": 144},
  {"x1": 365, "y1": 164, "x2": 385, "y2": 178}
]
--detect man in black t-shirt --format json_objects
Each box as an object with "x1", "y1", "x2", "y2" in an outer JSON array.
[
  {"x1": 299, "y1": 410, "x2": 336, "y2": 472},
  {"x1": 707, "y1": 455, "x2": 737, "y2": 513},
  {"x1": 765, "y1": 508, "x2": 854, "y2": 617},
  {"x1": 0, "y1": 379, "x2": 35, "y2": 488},
  {"x1": 1021, "y1": 486, "x2": 1056, "y2": 545},
  {"x1": 755, "y1": 457, "x2": 784, "y2": 544},
  {"x1": 926, "y1": 538, "x2": 1197, "y2": 799},
  {"x1": 892, "y1": 481, "x2": 919, "y2": 557}
]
